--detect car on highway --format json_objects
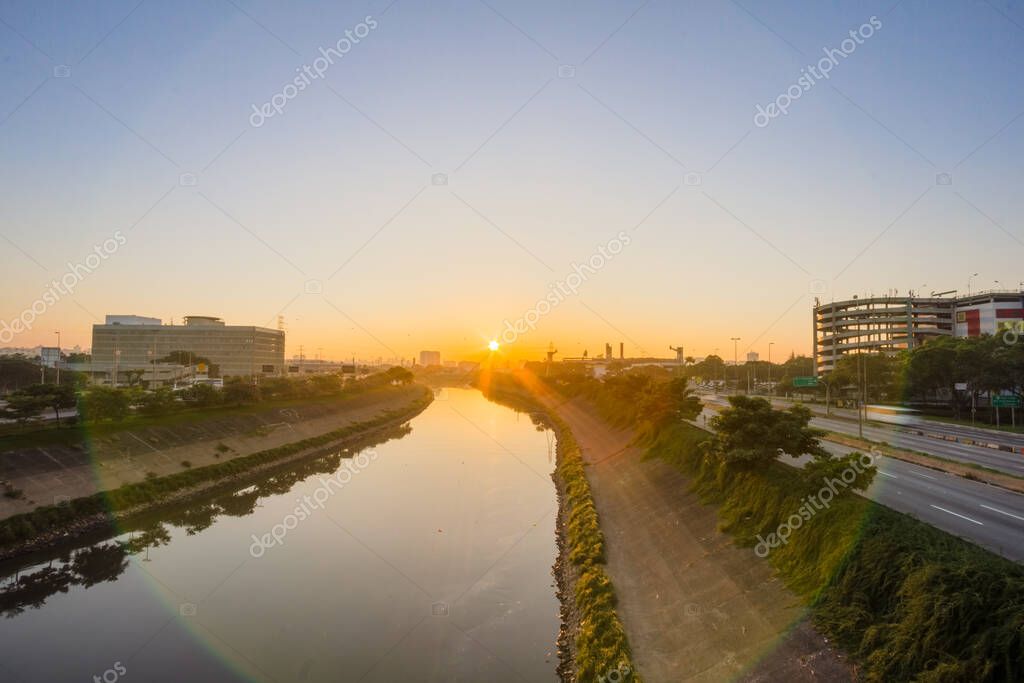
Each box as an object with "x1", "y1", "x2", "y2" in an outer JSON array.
[{"x1": 865, "y1": 404, "x2": 922, "y2": 426}]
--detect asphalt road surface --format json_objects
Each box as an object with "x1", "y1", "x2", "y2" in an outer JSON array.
[
  {"x1": 700, "y1": 395, "x2": 1024, "y2": 477},
  {"x1": 693, "y1": 404, "x2": 1024, "y2": 563}
]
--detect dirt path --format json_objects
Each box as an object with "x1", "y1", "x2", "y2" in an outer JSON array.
[{"x1": 536, "y1": 391, "x2": 852, "y2": 682}]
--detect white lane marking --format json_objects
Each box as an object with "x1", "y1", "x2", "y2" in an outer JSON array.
[
  {"x1": 913, "y1": 471, "x2": 936, "y2": 480},
  {"x1": 930, "y1": 504, "x2": 984, "y2": 525},
  {"x1": 980, "y1": 504, "x2": 1024, "y2": 522},
  {"x1": 878, "y1": 471, "x2": 898, "y2": 479}
]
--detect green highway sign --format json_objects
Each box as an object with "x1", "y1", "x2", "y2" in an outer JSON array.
[
  {"x1": 992, "y1": 396, "x2": 1021, "y2": 408},
  {"x1": 793, "y1": 376, "x2": 818, "y2": 387}
]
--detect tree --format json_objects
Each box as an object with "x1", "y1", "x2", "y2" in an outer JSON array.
[
  {"x1": 223, "y1": 379, "x2": 260, "y2": 405},
  {"x1": 309, "y1": 374, "x2": 343, "y2": 396},
  {"x1": 773, "y1": 355, "x2": 819, "y2": 397},
  {"x1": 0, "y1": 355, "x2": 45, "y2": 392},
  {"x1": 639, "y1": 377, "x2": 702, "y2": 432},
  {"x1": 136, "y1": 387, "x2": 177, "y2": 415},
  {"x1": 41, "y1": 384, "x2": 76, "y2": 425},
  {"x1": 78, "y1": 387, "x2": 131, "y2": 421},
  {"x1": 706, "y1": 395, "x2": 874, "y2": 491},
  {"x1": 1, "y1": 384, "x2": 77, "y2": 424},
  {"x1": 707, "y1": 395, "x2": 829, "y2": 468},
  {"x1": 189, "y1": 383, "x2": 222, "y2": 408},
  {"x1": 1, "y1": 389, "x2": 49, "y2": 422},
  {"x1": 382, "y1": 367, "x2": 414, "y2": 384},
  {"x1": 688, "y1": 354, "x2": 725, "y2": 384}
]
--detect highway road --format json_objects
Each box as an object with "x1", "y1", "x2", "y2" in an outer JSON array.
[
  {"x1": 691, "y1": 405, "x2": 1024, "y2": 563},
  {"x1": 823, "y1": 440, "x2": 1024, "y2": 563},
  {"x1": 699, "y1": 395, "x2": 1024, "y2": 477}
]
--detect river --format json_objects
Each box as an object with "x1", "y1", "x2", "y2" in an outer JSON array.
[{"x1": 0, "y1": 388, "x2": 560, "y2": 682}]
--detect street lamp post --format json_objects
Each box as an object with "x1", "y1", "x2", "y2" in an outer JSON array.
[
  {"x1": 968, "y1": 272, "x2": 978, "y2": 296},
  {"x1": 768, "y1": 341, "x2": 774, "y2": 400}
]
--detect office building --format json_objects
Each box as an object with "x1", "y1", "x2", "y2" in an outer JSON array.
[
  {"x1": 419, "y1": 350, "x2": 441, "y2": 366},
  {"x1": 91, "y1": 314, "x2": 285, "y2": 380}
]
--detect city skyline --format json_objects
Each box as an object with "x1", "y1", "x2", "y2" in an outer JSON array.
[{"x1": 2, "y1": 1, "x2": 1023, "y2": 362}]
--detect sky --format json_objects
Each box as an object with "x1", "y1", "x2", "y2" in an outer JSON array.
[{"x1": 1, "y1": 0, "x2": 1023, "y2": 364}]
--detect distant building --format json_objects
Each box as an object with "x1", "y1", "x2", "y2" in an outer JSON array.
[
  {"x1": 105, "y1": 314, "x2": 161, "y2": 326},
  {"x1": 40, "y1": 346, "x2": 61, "y2": 367},
  {"x1": 91, "y1": 314, "x2": 285, "y2": 381},
  {"x1": 419, "y1": 350, "x2": 441, "y2": 366},
  {"x1": 814, "y1": 290, "x2": 1024, "y2": 374},
  {"x1": 746, "y1": 351, "x2": 759, "y2": 363}
]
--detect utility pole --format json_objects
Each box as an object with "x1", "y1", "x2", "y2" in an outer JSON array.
[
  {"x1": 730, "y1": 337, "x2": 740, "y2": 393},
  {"x1": 54, "y1": 330, "x2": 61, "y2": 385},
  {"x1": 857, "y1": 352, "x2": 864, "y2": 438},
  {"x1": 768, "y1": 341, "x2": 774, "y2": 400}
]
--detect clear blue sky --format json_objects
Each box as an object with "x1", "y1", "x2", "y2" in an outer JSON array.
[{"x1": 1, "y1": 0, "x2": 1022, "y2": 361}]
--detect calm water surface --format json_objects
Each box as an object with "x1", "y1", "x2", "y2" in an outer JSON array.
[{"x1": 0, "y1": 389, "x2": 560, "y2": 682}]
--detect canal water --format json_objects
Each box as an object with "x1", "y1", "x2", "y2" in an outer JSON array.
[{"x1": 0, "y1": 388, "x2": 560, "y2": 682}]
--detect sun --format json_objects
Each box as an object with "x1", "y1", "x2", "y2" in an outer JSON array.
[{"x1": 488, "y1": 340, "x2": 500, "y2": 352}]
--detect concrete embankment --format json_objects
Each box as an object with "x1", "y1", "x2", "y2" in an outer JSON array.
[
  {"x1": 0, "y1": 386, "x2": 433, "y2": 557},
  {"x1": 0, "y1": 386, "x2": 426, "y2": 520}
]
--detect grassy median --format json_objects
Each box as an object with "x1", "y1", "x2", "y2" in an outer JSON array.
[{"x1": 647, "y1": 420, "x2": 1024, "y2": 682}]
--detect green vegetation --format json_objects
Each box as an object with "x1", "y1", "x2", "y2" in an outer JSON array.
[
  {"x1": 558, "y1": 367, "x2": 1024, "y2": 682},
  {"x1": 0, "y1": 367, "x2": 417, "y2": 450},
  {"x1": 0, "y1": 383, "x2": 76, "y2": 424},
  {"x1": 651, "y1": 420, "x2": 1024, "y2": 681},
  {"x1": 479, "y1": 374, "x2": 640, "y2": 682},
  {"x1": 0, "y1": 386, "x2": 432, "y2": 549}
]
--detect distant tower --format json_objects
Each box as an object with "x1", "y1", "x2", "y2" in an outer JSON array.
[
  {"x1": 669, "y1": 345, "x2": 685, "y2": 374},
  {"x1": 619, "y1": 342, "x2": 624, "y2": 360},
  {"x1": 604, "y1": 343, "x2": 612, "y2": 360},
  {"x1": 545, "y1": 342, "x2": 558, "y2": 376},
  {"x1": 545, "y1": 342, "x2": 558, "y2": 364}
]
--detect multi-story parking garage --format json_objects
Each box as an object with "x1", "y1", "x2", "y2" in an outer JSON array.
[{"x1": 813, "y1": 291, "x2": 1024, "y2": 375}]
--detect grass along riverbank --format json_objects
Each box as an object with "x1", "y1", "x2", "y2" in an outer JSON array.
[
  {"x1": 477, "y1": 372, "x2": 640, "y2": 683},
  {"x1": 0, "y1": 386, "x2": 433, "y2": 555}
]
